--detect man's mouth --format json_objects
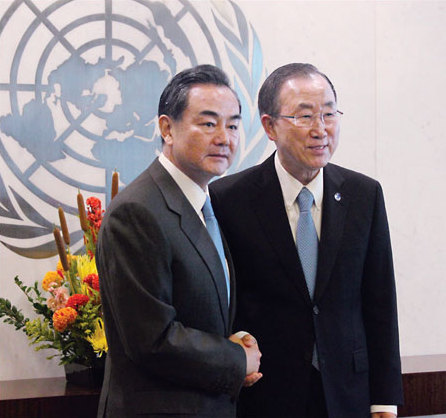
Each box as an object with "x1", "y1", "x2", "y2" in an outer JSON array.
[{"x1": 209, "y1": 154, "x2": 228, "y2": 158}]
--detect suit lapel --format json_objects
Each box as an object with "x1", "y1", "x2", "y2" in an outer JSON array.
[
  {"x1": 149, "y1": 160, "x2": 230, "y2": 331},
  {"x1": 222, "y1": 234, "x2": 237, "y2": 329},
  {"x1": 315, "y1": 164, "x2": 349, "y2": 301},
  {"x1": 250, "y1": 156, "x2": 312, "y2": 305}
]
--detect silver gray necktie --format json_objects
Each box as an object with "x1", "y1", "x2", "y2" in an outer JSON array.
[
  {"x1": 202, "y1": 196, "x2": 230, "y2": 305},
  {"x1": 296, "y1": 187, "x2": 318, "y2": 300},
  {"x1": 296, "y1": 187, "x2": 319, "y2": 369}
]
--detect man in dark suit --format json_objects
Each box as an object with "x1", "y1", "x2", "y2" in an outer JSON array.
[
  {"x1": 210, "y1": 63, "x2": 403, "y2": 418},
  {"x1": 96, "y1": 65, "x2": 262, "y2": 418}
]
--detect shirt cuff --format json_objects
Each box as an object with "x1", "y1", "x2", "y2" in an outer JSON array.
[{"x1": 370, "y1": 404, "x2": 398, "y2": 415}]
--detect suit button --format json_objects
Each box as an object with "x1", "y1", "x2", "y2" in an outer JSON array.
[{"x1": 313, "y1": 305, "x2": 320, "y2": 315}]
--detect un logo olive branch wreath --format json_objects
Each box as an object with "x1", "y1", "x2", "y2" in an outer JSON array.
[
  {"x1": 212, "y1": 2, "x2": 269, "y2": 173},
  {"x1": 0, "y1": 0, "x2": 268, "y2": 260}
]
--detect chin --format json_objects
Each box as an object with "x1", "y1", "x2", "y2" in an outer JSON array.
[
  {"x1": 210, "y1": 164, "x2": 229, "y2": 176},
  {"x1": 311, "y1": 157, "x2": 330, "y2": 168}
]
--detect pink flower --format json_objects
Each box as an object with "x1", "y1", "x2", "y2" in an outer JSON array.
[{"x1": 47, "y1": 287, "x2": 69, "y2": 311}]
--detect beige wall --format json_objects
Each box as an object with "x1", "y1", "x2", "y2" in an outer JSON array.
[{"x1": 242, "y1": 0, "x2": 446, "y2": 358}]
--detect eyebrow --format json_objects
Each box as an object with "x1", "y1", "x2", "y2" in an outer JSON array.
[
  {"x1": 199, "y1": 110, "x2": 242, "y2": 120},
  {"x1": 297, "y1": 101, "x2": 337, "y2": 110}
]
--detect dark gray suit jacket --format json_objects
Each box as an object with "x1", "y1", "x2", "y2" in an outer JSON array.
[
  {"x1": 96, "y1": 158, "x2": 246, "y2": 417},
  {"x1": 210, "y1": 154, "x2": 403, "y2": 418}
]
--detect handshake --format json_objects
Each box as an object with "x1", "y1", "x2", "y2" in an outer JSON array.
[{"x1": 230, "y1": 331, "x2": 263, "y2": 387}]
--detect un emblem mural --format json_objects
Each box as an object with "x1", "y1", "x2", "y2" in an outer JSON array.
[{"x1": 0, "y1": 0, "x2": 268, "y2": 259}]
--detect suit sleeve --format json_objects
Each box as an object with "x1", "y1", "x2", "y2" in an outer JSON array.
[
  {"x1": 96, "y1": 200, "x2": 246, "y2": 397},
  {"x1": 362, "y1": 183, "x2": 403, "y2": 405}
]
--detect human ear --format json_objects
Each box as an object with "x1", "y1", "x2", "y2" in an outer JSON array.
[
  {"x1": 159, "y1": 115, "x2": 173, "y2": 145},
  {"x1": 261, "y1": 114, "x2": 277, "y2": 142}
]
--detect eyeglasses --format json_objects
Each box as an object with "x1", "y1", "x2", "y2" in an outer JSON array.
[{"x1": 274, "y1": 110, "x2": 343, "y2": 128}]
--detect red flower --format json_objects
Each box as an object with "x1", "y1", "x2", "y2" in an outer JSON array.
[
  {"x1": 83, "y1": 273, "x2": 100, "y2": 292},
  {"x1": 84, "y1": 197, "x2": 104, "y2": 250},
  {"x1": 66, "y1": 294, "x2": 90, "y2": 310},
  {"x1": 86, "y1": 198, "x2": 104, "y2": 222},
  {"x1": 92, "y1": 275, "x2": 100, "y2": 291},
  {"x1": 86, "y1": 197, "x2": 102, "y2": 211},
  {"x1": 85, "y1": 197, "x2": 103, "y2": 237}
]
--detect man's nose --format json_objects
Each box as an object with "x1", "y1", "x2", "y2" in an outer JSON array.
[
  {"x1": 310, "y1": 115, "x2": 327, "y2": 137},
  {"x1": 214, "y1": 125, "x2": 230, "y2": 144}
]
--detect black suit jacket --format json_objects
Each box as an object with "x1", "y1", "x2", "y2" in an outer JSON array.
[
  {"x1": 96, "y1": 159, "x2": 246, "y2": 417},
  {"x1": 210, "y1": 154, "x2": 403, "y2": 418}
]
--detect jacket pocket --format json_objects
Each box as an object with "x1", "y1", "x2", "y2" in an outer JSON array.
[{"x1": 353, "y1": 349, "x2": 369, "y2": 373}]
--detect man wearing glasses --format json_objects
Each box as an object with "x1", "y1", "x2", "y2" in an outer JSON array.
[{"x1": 210, "y1": 63, "x2": 403, "y2": 417}]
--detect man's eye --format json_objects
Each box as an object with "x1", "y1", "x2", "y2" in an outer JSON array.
[
  {"x1": 298, "y1": 114, "x2": 312, "y2": 119},
  {"x1": 228, "y1": 124, "x2": 238, "y2": 130},
  {"x1": 203, "y1": 122, "x2": 215, "y2": 127},
  {"x1": 324, "y1": 112, "x2": 336, "y2": 118}
]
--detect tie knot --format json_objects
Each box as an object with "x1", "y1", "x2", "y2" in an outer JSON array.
[
  {"x1": 202, "y1": 195, "x2": 215, "y2": 219},
  {"x1": 297, "y1": 187, "x2": 314, "y2": 212}
]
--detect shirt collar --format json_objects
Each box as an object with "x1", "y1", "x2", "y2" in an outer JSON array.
[
  {"x1": 158, "y1": 153, "x2": 207, "y2": 214},
  {"x1": 274, "y1": 152, "x2": 323, "y2": 210}
]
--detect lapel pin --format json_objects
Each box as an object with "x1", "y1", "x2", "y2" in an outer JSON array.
[{"x1": 334, "y1": 192, "x2": 341, "y2": 202}]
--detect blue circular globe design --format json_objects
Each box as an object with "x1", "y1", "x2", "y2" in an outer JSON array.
[{"x1": 0, "y1": 0, "x2": 267, "y2": 258}]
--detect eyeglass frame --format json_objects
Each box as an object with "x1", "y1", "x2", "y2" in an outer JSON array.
[{"x1": 272, "y1": 109, "x2": 344, "y2": 127}]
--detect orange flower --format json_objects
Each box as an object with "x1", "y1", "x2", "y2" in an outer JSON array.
[
  {"x1": 42, "y1": 271, "x2": 63, "y2": 291},
  {"x1": 66, "y1": 294, "x2": 89, "y2": 310},
  {"x1": 52, "y1": 307, "x2": 77, "y2": 332}
]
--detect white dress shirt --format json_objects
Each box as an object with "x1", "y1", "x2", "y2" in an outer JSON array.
[
  {"x1": 159, "y1": 153, "x2": 207, "y2": 224},
  {"x1": 274, "y1": 153, "x2": 397, "y2": 416},
  {"x1": 274, "y1": 153, "x2": 323, "y2": 240}
]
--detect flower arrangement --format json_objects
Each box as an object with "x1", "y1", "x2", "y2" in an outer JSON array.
[{"x1": 0, "y1": 172, "x2": 119, "y2": 367}]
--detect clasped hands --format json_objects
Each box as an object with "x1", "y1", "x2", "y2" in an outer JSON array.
[{"x1": 229, "y1": 331, "x2": 262, "y2": 387}]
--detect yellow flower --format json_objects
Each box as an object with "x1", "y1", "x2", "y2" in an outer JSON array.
[
  {"x1": 76, "y1": 254, "x2": 98, "y2": 280},
  {"x1": 86, "y1": 318, "x2": 108, "y2": 356},
  {"x1": 42, "y1": 271, "x2": 63, "y2": 291}
]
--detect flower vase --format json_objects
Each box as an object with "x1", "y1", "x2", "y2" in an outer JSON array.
[{"x1": 64, "y1": 357, "x2": 105, "y2": 388}]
